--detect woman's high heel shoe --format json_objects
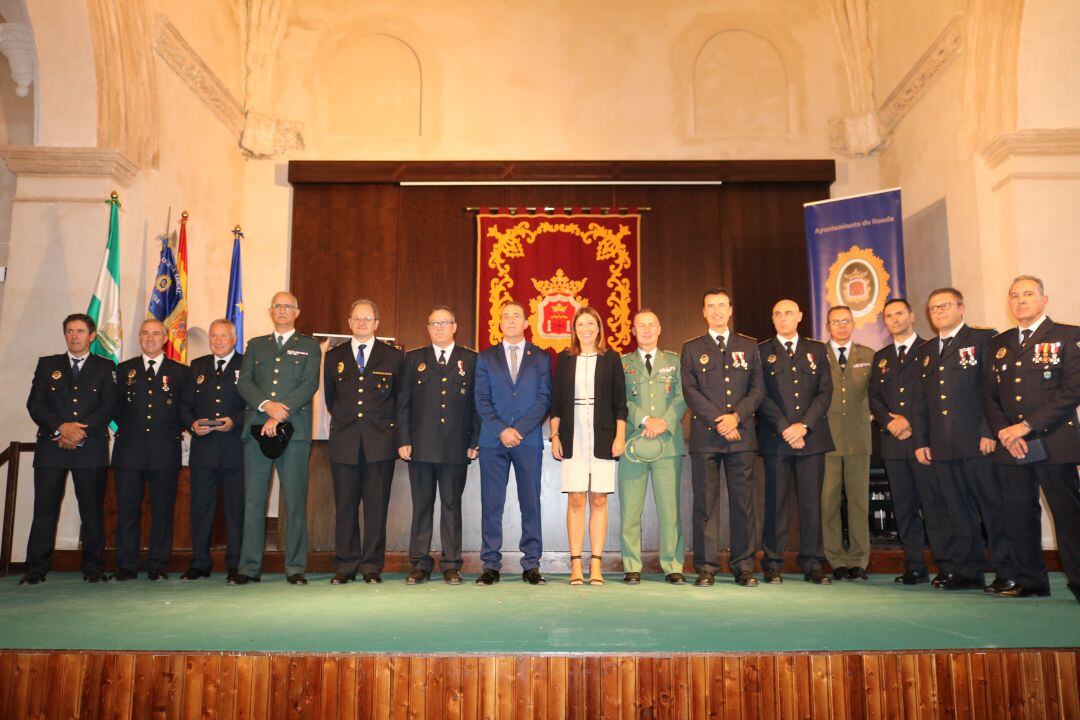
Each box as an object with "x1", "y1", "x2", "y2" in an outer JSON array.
[{"x1": 569, "y1": 555, "x2": 584, "y2": 586}]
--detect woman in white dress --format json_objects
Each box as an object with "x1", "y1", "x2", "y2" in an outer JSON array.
[{"x1": 550, "y1": 307, "x2": 628, "y2": 585}]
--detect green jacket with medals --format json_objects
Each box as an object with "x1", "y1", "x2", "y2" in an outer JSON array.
[{"x1": 621, "y1": 349, "x2": 686, "y2": 460}]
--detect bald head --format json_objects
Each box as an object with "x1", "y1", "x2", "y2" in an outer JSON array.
[{"x1": 771, "y1": 299, "x2": 803, "y2": 338}]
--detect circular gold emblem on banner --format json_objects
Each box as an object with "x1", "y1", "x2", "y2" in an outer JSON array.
[{"x1": 825, "y1": 245, "x2": 892, "y2": 330}]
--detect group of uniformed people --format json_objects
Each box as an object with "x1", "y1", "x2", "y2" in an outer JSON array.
[{"x1": 19, "y1": 277, "x2": 1080, "y2": 602}]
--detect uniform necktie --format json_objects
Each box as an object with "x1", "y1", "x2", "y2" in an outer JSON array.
[
  {"x1": 356, "y1": 344, "x2": 366, "y2": 373},
  {"x1": 276, "y1": 335, "x2": 284, "y2": 351},
  {"x1": 716, "y1": 335, "x2": 726, "y2": 353},
  {"x1": 897, "y1": 345, "x2": 907, "y2": 365},
  {"x1": 1020, "y1": 328, "x2": 1032, "y2": 348},
  {"x1": 838, "y1": 346, "x2": 847, "y2": 371},
  {"x1": 71, "y1": 357, "x2": 82, "y2": 380},
  {"x1": 509, "y1": 345, "x2": 520, "y2": 384},
  {"x1": 940, "y1": 336, "x2": 952, "y2": 354},
  {"x1": 439, "y1": 349, "x2": 447, "y2": 365},
  {"x1": 645, "y1": 353, "x2": 653, "y2": 375},
  {"x1": 216, "y1": 359, "x2": 225, "y2": 376},
  {"x1": 146, "y1": 359, "x2": 156, "y2": 382},
  {"x1": 785, "y1": 341, "x2": 794, "y2": 358}
]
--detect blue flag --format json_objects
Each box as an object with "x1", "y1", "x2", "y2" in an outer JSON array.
[
  {"x1": 804, "y1": 189, "x2": 906, "y2": 350},
  {"x1": 226, "y1": 228, "x2": 244, "y2": 353},
  {"x1": 147, "y1": 235, "x2": 185, "y2": 361}
]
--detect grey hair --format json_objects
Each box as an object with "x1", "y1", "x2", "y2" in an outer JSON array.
[{"x1": 1010, "y1": 275, "x2": 1045, "y2": 296}]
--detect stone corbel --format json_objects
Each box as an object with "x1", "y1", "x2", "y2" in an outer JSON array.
[
  {"x1": 0, "y1": 23, "x2": 35, "y2": 97},
  {"x1": 0, "y1": 146, "x2": 139, "y2": 186},
  {"x1": 240, "y1": 110, "x2": 305, "y2": 159}
]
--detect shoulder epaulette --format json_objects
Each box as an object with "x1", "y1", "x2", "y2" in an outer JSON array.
[
  {"x1": 683, "y1": 334, "x2": 707, "y2": 345},
  {"x1": 991, "y1": 329, "x2": 1012, "y2": 341},
  {"x1": 917, "y1": 337, "x2": 936, "y2": 349},
  {"x1": 661, "y1": 349, "x2": 680, "y2": 359},
  {"x1": 757, "y1": 338, "x2": 772, "y2": 347},
  {"x1": 736, "y1": 332, "x2": 757, "y2": 342},
  {"x1": 967, "y1": 324, "x2": 995, "y2": 333}
]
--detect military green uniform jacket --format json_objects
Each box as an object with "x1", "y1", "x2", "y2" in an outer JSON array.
[
  {"x1": 826, "y1": 343, "x2": 874, "y2": 456},
  {"x1": 236, "y1": 333, "x2": 322, "y2": 441},
  {"x1": 621, "y1": 349, "x2": 686, "y2": 459}
]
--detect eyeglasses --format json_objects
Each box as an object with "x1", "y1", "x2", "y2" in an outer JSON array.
[
  {"x1": 428, "y1": 320, "x2": 455, "y2": 328},
  {"x1": 927, "y1": 302, "x2": 956, "y2": 313},
  {"x1": 350, "y1": 316, "x2": 375, "y2": 323},
  {"x1": 829, "y1": 319, "x2": 853, "y2": 327},
  {"x1": 271, "y1": 304, "x2": 298, "y2": 311}
]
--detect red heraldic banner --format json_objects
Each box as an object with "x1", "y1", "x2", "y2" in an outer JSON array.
[{"x1": 476, "y1": 211, "x2": 641, "y2": 353}]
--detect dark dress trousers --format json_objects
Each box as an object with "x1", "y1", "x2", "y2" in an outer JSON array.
[
  {"x1": 983, "y1": 319, "x2": 1080, "y2": 596},
  {"x1": 912, "y1": 324, "x2": 1009, "y2": 583},
  {"x1": 474, "y1": 341, "x2": 552, "y2": 572},
  {"x1": 869, "y1": 340, "x2": 952, "y2": 576},
  {"x1": 550, "y1": 349, "x2": 628, "y2": 460},
  {"x1": 756, "y1": 337, "x2": 835, "y2": 574},
  {"x1": 396, "y1": 345, "x2": 480, "y2": 572},
  {"x1": 324, "y1": 339, "x2": 404, "y2": 575},
  {"x1": 112, "y1": 356, "x2": 191, "y2": 574},
  {"x1": 25, "y1": 353, "x2": 116, "y2": 575},
  {"x1": 681, "y1": 332, "x2": 765, "y2": 575},
  {"x1": 181, "y1": 353, "x2": 245, "y2": 573}
]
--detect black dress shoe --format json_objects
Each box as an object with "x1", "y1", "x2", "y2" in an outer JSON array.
[
  {"x1": 83, "y1": 569, "x2": 108, "y2": 584},
  {"x1": 227, "y1": 567, "x2": 239, "y2": 581},
  {"x1": 286, "y1": 573, "x2": 308, "y2": 585},
  {"x1": 18, "y1": 572, "x2": 45, "y2": 586},
  {"x1": 147, "y1": 570, "x2": 169, "y2": 582},
  {"x1": 895, "y1": 570, "x2": 929, "y2": 585},
  {"x1": 522, "y1": 568, "x2": 546, "y2": 585},
  {"x1": 111, "y1": 568, "x2": 138, "y2": 582},
  {"x1": 443, "y1": 569, "x2": 463, "y2": 585},
  {"x1": 984, "y1": 577, "x2": 1012, "y2": 594},
  {"x1": 363, "y1": 572, "x2": 382, "y2": 584},
  {"x1": 227, "y1": 573, "x2": 260, "y2": 586},
  {"x1": 735, "y1": 571, "x2": 759, "y2": 587},
  {"x1": 942, "y1": 574, "x2": 983, "y2": 591},
  {"x1": 931, "y1": 572, "x2": 953, "y2": 589},
  {"x1": 995, "y1": 585, "x2": 1050, "y2": 598},
  {"x1": 832, "y1": 566, "x2": 849, "y2": 581},
  {"x1": 180, "y1": 568, "x2": 210, "y2": 581},
  {"x1": 848, "y1": 567, "x2": 868, "y2": 581},
  {"x1": 475, "y1": 569, "x2": 500, "y2": 585},
  {"x1": 804, "y1": 569, "x2": 832, "y2": 585},
  {"x1": 665, "y1": 573, "x2": 686, "y2": 585},
  {"x1": 330, "y1": 572, "x2": 355, "y2": 585},
  {"x1": 694, "y1": 571, "x2": 715, "y2": 587},
  {"x1": 763, "y1": 569, "x2": 784, "y2": 584},
  {"x1": 406, "y1": 568, "x2": 431, "y2": 585},
  {"x1": 623, "y1": 572, "x2": 641, "y2": 584}
]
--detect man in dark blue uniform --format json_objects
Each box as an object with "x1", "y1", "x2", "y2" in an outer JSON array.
[
  {"x1": 681, "y1": 288, "x2": 764, "y2": 588},
  {"x1": 869, "y1": 298, "x2": 951, "y2": 585},
  {"x1": 112, "y1": 319, "x2": 191, "y2": 581},
  {"x1": 324, "y1": 299, "x2": 404, "y2": 585},
  {"x1": 983, "y1": 276, "x2": 1080, "y2": 601},
  {"x1": 21, "y1": 313, "x2": 116, "y2": 585},
  {"x1": 913, "y1": 287, "x2": 1010, "y2": 591},
  {"x1": 180, "y1": 319, "x2": 245, "y2": 581},
  {"x1": 756, "y1": 299, "x2": 834, "y2": 585},
  {"x1": 397, "y1": 306, "x2": 479, "y2": 585}
]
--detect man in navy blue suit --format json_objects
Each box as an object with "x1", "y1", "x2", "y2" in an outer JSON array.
[{"x1": 474, "y1": 301, "x2": 552, "y2": 585}]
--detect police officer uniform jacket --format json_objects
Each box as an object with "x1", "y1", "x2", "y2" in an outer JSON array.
[
  {"x1": 869, "y1": 339, "x2": 925, "y2": 460},
  {"x1": 826, "y1": 343, "x2": 874, "y2": 456},
  {"x1": 680, "y1": 333, "x2": 764, "y2": 454},
  {"x1": 182, "y1": 353, "x2": 245, "y2": 469},
  {"x1": 112, "y1": 356, "x2": 191, "y2": 470},
  {"x1": 756, "y1": 337, "x2": 835, "y2": 456},
  {"x1": 622, "y1": 349, "x2": 686, "y2": 459},
  {"x1": 912, "y1": 324, "x2": 996, "y2": 460},
  {"x1": 396, "y1": 345, "x2": 480, "y2": 464},
  {"x1": 983, "y1": 318, "x2": 1080, "y2": 465},
  {"x1": 324, "y1": 339, "x2": 404, "y2": 465},
  {"x1": 237, "y1": 332, "x2": 321, "y2": 442},
  {"x1": 27, "y1": 353, "x2": 116, "y2": 468}
]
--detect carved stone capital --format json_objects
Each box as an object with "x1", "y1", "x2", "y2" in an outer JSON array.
[
  {"x1": 829, "y1": 110, "x2": 888, "y2": 157},
  {"x1": 0, "y1": 146, "x2": 140, "y2": 186},
  {"x1": 0, "y1": 23, "x2": 35, "y2": 97},
  {"x1": 981, "y1": 128, "x2": 1080, "y2": 169},
  {"x1": 240, "y1": 110, "x2": 305, "y2": 159}
]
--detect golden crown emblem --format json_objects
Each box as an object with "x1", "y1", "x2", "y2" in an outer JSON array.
[{"x1": 532, "y1": 269, "x2": 587, "y2": 297}]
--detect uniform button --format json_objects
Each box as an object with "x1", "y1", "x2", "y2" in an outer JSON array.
[
  {"x1": 794, "y1": 393, "x2": 800, "y2": 397},
  {"x1": 795, "y1": 405, "x2": 801, "y2": 410},
  {"x1": 899, "y1": 387, "x2": 905, "y2": 393},
  {"x1": 650, "y1": 405, "x2": 655, "y2": 410},
  {"x1": 216, "y1": 386, "x2": 221, "y2": 390},
  {"x1": 441, "y1": 404, "x2": 446, "y2": 409},
  {"x1": 940, "y1": 395, "x2": 946, "y2": 400},
  {"x1": 274, "y1": 369, "x2": 279, "y2": 374},
  {"x1": 440, "y1": 418, "x2": 446, "y2": 423},
  {"x1": 942, "y1": 410, "x2": 948, "y2": 416},
  {"x1": 726, "y1": 390, "x2": 732, "y2": 395},
  {"x1": 146, "y1": 428, "x2": 151, "y2": 432},
  {"x1": 148, "y1": 389, "x2": 154, "y2": 395},
  {"x1": 358, "y1": 412, "x2": 363, "y2": 418},
  {"x1": 841, "y1": 387, "x2": 847, "y2": 392},
  {"x1": 73, "y1": 398, "x2": 79, "y2": 403},
  {"x1": 841, "y1": 399, "x2": 847, "y2": 404},
  {"x1": 939, "y1": 380, "x2": 945, "y2": 385},
  {"x1": 73, "y1": 386, "x2": 79, "y2": 391},
  {"x1": 275, "y1": 357, "x2": 281, "y2": 363},
  {"x1": 72, "y1": 411, "x2": 79, "y2": 417},
  {"x1": 359, "y1": 388, "x2": 365, "y2": 393},
  {"x1": 1014, "y1": 378, "x2": 1021, "y2": 383},
  {"x1": 441, "y1": 377, "x2": 447, "y2": 383},
  {"x1": 1015, "y1": 395, "x2": 1022, "y2": 401},
  {"x1": 1015, "y1": 361, "x2": 1022, "y2": 367},
  {"x1": 899, "y1": 401, "x2": 905, "y2": 407},
  {"x1": 215, "y1": 412, "x2": 221, "y2": 417},
  {"x1": 793, "y1": 379, "x2": 799, "y2": 385},
  {"x1": 271, "y1": 392, "x2": 277, "y2": 397},
  {"x1": 147, "y1": 415, "x2": 152, "y2": 420},
  {"x1": 441, "y1": 390, "x2": 447, "y2": 395},
  {"x1": 725, "y1": 377, "x2": 730, "y2": 382},
  {"x1": 938, "y1": 366, "x2": 944, "y2": 371},
  {"x1": 147, "y1": 403, "x2": 153, "y2": 408},
  {"x1": 1018, "y1": 413, "x2": 1024, "y2": 419},
  {"x1": 359, "y1": 400, "x2": 364, "y2": 405},
  {"x1": 273, "y1": 380, "x2": 278, "y2": 385},
  {"x1": 215, "y1": 398, "x2": 221, "y2": 404},
  {"x1": 842, "y1": 412, "x2": 847, "y2": 416},
  {"x1": 726, "y1": 404, "x2": 733, "y2": 409}
]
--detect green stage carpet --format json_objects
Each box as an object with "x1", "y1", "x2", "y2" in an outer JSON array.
[{"x1": 1, "y1": 573, "x2": 1076, "y2": 654}]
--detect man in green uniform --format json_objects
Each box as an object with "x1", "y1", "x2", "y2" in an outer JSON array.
[
  {"x1": 230, "y1": 291, "x2": 321, "y2": 586},
  {"x1": 618, "y1": 310, "x2": 688, "y2": 584}
]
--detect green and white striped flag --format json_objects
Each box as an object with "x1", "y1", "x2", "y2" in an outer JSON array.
[{"x1": 87, "y1": 193, "x2": 122, "y2": 363}]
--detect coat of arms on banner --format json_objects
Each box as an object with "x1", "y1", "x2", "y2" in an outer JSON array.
[
  {"x1": 825, "y1": 245, "x2": 891, "y2": 330},
  {"x1": 529, "y1": 270, "x2": 587, "y2": 353}
]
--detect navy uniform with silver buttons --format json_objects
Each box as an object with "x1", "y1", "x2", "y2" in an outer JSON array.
[
  {"x1": 112, "y1": 355, "x2": 191, "y2": 577},
  {"x1": 869, "y1": 338, "x2": 952, "y2": 582},
  {"x1": 181, "y1": 351, "x2": 245, "y2": 577},
  {"x1": 324, "y1": 338, "x2": 405, "y2": 579},
  {"x1": 984, "y1": 318, "x2": 1080, "y2": 599},
  {"x1": 397, "y1": 344, "x2": 479, "y2": 578},
  {"x1": 681, "y1": 331, "x2": 764, "y2": 580},
  {"x1": 756, "y1": 336, "x2": 834, "y2": 577},
  {"x1": 912, "y1": 323, "x2": 1010, "y2": 588},
  {"x1": 24, "y1": 351, "x2": 116, "y2": 581}
]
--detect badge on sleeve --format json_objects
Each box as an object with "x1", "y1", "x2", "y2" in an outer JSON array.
[
  {"x1": 995, "y1": 347, "x2": 1007, "y2": 360},
  {"x1": 51, "y1": 370, "x2": 62, "y2": 380}
]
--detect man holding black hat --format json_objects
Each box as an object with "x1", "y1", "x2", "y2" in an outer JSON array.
[{"x1": 231, "y1": 291, "x2": 320, "y2": 586}]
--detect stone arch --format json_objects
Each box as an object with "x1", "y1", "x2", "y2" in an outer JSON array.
[
  {"x1": 692, "y1": 30, "x2": 790, "y2": 137},
  {"x1": 317, "y1": 31, "x2": 422, "y2": 138}
]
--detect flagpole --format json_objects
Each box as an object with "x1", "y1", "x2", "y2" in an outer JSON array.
[{"x1": 226, "y1": 224, "x2": 245, "y2": 354}]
